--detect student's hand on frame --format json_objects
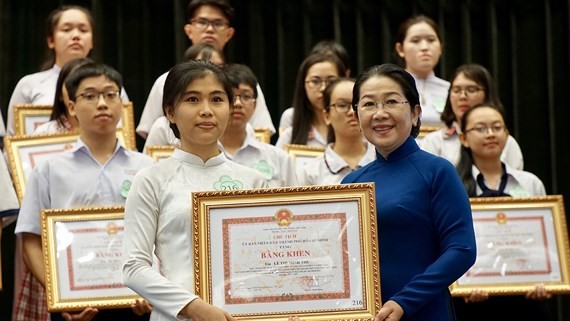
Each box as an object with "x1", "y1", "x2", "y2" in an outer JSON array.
[
  {"x1": 184, "y1": 298, "x2": 236, "y2": 321},
  {"x1": 525, "y1": 283, "x2": 552, "y2": 300},
  {"x1": 131, "y1": 299, "x2": 153, "y2": 315},
  {"x1": 375, "y1": 300, "x2": 404, "y2": 321},
  {"x1": 61, "y1": 307, "x2": 98, "y2": 321},
  {"x1": 288, "y1": 316, "x2": 301, "y2": 321},
  {"x1": 464, "y1": 289, "x2": 489, "y2": 303}
]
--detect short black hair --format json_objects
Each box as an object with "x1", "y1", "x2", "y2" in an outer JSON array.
[
  {"x1": 186, "y1": 0, "x2": 234, "y2": 23},
  {"x1": 223, "y1": 64, "x2": 258, "y2": 98},
  {"x1": 65, "y1": 62, "x2": 122, "y2": 101}
]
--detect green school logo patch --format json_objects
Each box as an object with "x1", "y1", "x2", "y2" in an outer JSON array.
[
  {"x1": 120, "y1": 180, "x2": 132, "y2": 198},
  {"x1": 252, "y1": 160, "x2": 274, "y2": 180},
  {"x1": 213, "y1": 175, "x2": 244, "y2": 191}
]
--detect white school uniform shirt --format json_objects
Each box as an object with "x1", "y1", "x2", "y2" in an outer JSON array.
[
  {"x1": 275, "y1": 126, "x2": 327, "y2": 149},
  {"x1": 122, "y1": 149, "x2": 266, "y2": 321},
  {"x1": 410, "y1": 71, "x2": 449, "y2": 127},
  {"x1": 420, "y1": 124, "x2": 525, "y2": 170},
  {"x1": 0, "y1": 154, "x2": 19, "y2": 216},
  {"x1": 135, "y1": 71, "x2": 276, "y2": 137},
  {"x1": 472, "y1": 163, "x2": 546, "y2": 197},
  {"x1": 14, "y1": 139, "x2": 154, "y2": 236},
  {"x1": 278, "y1": 107, "x2": 294, "y2": 133},
  {"x1": 6, "y1": 65, "x2": 130, "y2": 136},
  {"x1": 220, "y1": 130, "x2": 297, "y2": 187},
  {"x1": 297, "y1": 142, "x2": 376, "y2": 186},
  {"x1": 143, "y1": 116, "x2": 179, "y2": 151}
]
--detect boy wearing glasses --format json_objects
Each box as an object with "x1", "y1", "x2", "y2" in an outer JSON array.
[
  {"x1": 136, "y1": 0, "x2": 276, "y2": 139},
  {"x1": 15, "y1": 63, "x2": 154, "y2": 321},
  {"x1": 220, "y1": 64, "x2": 297, "y2": 187}
]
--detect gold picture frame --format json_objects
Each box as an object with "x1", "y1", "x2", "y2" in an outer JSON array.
[
  {"x1": 417, "y1": 125, "x2": 442, "y2": 139},
  {"x1": 145, "y1": 145, "x2": 175, "y2": 162},
  {"x1": 41, "y1": 206, "x2": 145, "y2": 312},
  {"x1": 4, "y1": 131, "x2": 132, "y2": 204},
  {"x1": 13, "y1": 104, "x2": 52, "y2": 135},
  {"x1": 450, "y1": 195, "x2": 570, "y2": 296},
  {"x1": 12, "y1": 103, "x2": 137, "y2": 150},
  {"x1": 192, "y1": 183, "x2": 381, "y2": 321},
  {"x1": 283, "y1": 144, "x2": 325, "y2": 170},
  {"x1": 254, "y1": 128, "x2": 271, "y2": 144}
]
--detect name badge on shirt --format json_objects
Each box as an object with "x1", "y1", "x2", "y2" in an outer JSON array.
[
  {"x1": 214, "y1": 175, "x2": 244, "y2": 191},
  {"x1": 120, "y1": 180, "x2": 132, "y2": 198}
]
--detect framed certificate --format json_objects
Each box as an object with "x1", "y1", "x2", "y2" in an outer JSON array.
[
  {"x1": 41, "y1": 206, "x2": 146, "y2": 311},
  {"x1": 12, "y1": 103, "x2": 137, "y2": 150},
  {"x1": 254, "y1": 128, "x2": 271, "y2": 144},
  {"x1": 13, "y1": 104, "x2": 52, "y2": 135},
  {"x1": 192, "y1": 183, "x2": 381, "y2": 321},
  {"x1": 4, "y1": 131, "x2": 133, "y2": 203},
  {"x1": 284, "y1": 144, "x2": 325, "y2": 170},
  {"x1": 450, "y1": 195, "x2": 570, "y2": 296},
  {"x1": 145, "y1": 145, "x2": 175, "y2": 162}
]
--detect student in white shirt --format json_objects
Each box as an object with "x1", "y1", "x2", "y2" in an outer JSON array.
[
  {"x1": 15, "y1": 63, "x2": 154, "y2": 321},
  {"x1": 297, "y1": 78, "x2": 375, "y2": 186},
  {"x1": 136, "y1": 0, "x2": 274, "y2": 138},
  {"x1": 454, "y1": 104, "x2": 551, "y2": 320},
  {"x1": 123, "y1": 60, "x2": 266, "y2": 321},
  {"x1": 33, "y1": 57, "x2": 92, "y2": 134},
  {"x1": 6, "y1": 6, "x2": 94, "y2": 137},
  {"x1": 220, "y1": 64, "x2": 297, "y2": 187},
  {"x1": 275, "y1": 53, "x2": 346, "y2": 149},
  {"x1": 420, "y1": 64, "x2": 524, "y2": 169},
  {"x1": 143, "y1": 43, "x2": 225, "y2": 150},
  {"x1": 279, "y1": 40, "x2": 352, "y2": 133},
  {"x1": 395, "y1": 15, "x2": 449, "y2": 126}
]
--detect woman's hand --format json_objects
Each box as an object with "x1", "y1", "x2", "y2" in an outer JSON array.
[
  {"x1": 375, "y1": 300, "x2": 404, "y2": 321},
  {"x1": 183, "y1": 298, "x2": 235, "y2": 321},
  {"x1": 464, "y1": 289, "x2": 489, "y2": 303},
  {"x1": 525, "y1": 283, "x2": 552, "y2": 300},
  {"x1": 61, "y1": 307, "x2": 98, "y2": 321},
  {"x1": 131, "y1": 299, "x2": 153, "y2": 315}
]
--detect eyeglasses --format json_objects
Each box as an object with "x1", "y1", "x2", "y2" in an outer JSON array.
[
  {"x1": 450, "y1": 86, "x2": 483, "y2": 96},
  {"x1": 464, "y1": 125, "x2": 505, "y2": 135},
  {"x1": 305, "y1": 77, "x2": 338, "y2": 90},
  {"x1": 356, "y1": 100, "x2": 409, "y2": 113},
  {"x1": 76, "y1": 90, "x2": 121, "y2": 104},
  {"x1": 190, "y1": 18, "x2": 230, "y2": 31},
  {"x1": 329, "y1": 102, "x2": 353, "y2": 113},
  {"x1": 234, "y1": 93, "x2": 255, "y2": 104}
]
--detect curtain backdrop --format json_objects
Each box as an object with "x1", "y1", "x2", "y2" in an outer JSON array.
[{"x1": 1, "y1": 1, "x2": 569, "y2": 318}]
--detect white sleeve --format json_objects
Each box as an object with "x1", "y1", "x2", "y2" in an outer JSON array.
[
  {"x1": 122, "y1": 169, "x2": 197, "y2": 320},
  {"x1": 296, "y1": 163, "x2": 311, "y2": 186},
  {"x1": 136, "y1": 73, "x2": 168, "y2": 138},
  {"x1": 143, "y1": 117, "x2": 177, "y2": 152},
  {"x1": 277, "y1": 149, "x2": 298, "y2": 187},
  {"x1": 249, "y1": 84, "x2": 276, "y2": 135},
  {"x1": 7, "y1": 76, "x2": 33, "y2": 136},
  {"x1": 502, "y1": 135, "x2": 524, "y2": 170},
  {"x1": 275, "y1": 127, "x2": 292, "y2": 149},
  {"x1": 278, "y1": 108, "x2": 294, "y2": 134},
  {"x1": 14, "y1": 166, "x2": 50, "y2": 235},
  {"x1": 0, "y1": 154, "x2": 18, "y2": 213},
  {"x1": 419, "y1": 130, "x2": 442, "y2": 156}
]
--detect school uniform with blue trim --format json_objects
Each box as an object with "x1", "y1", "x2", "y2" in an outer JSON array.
[{"x1": 341, "y1": 136, "x2": 477, "y2": 321}]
